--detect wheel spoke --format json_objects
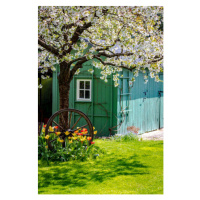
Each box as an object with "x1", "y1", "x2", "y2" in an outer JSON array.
[
  {"x1": 53, "y1": 120, "x2": 65, "y2": 131},
  {"x1": 71, "y1": 116, "x2": 82, "y2": 129},
  {"x1": 50, "y1": 138, "x2": 57, "y2": 143},
  {"x1": 46, "y1": 109, "x2": 94, "y2": 150}
]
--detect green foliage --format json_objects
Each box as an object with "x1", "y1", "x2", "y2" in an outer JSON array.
[
  {"x1": 38, "y1": 133, "x2": 104, "y2": 164},
  {"x1": 110, "y1": 132, "x2": 140, "y2": 142}
]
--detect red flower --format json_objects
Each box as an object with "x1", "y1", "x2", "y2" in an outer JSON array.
[
  {"x1": 54, "y1": 126, "x2": 58, "y2": 129},
  {"x1": 91, "y1": 141, "x2": 95, "y2": 144},
  {"x1": 77, "y1": 133, "x2": 83, "y2": 136},
  {"x1": 81, "y1": 128, "x2": 87, "y2": 132},
  {"x1": 43, "y1": 124, "x2": 46, "y2": 128}
]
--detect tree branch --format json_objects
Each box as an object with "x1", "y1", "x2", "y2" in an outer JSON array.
[
  {"x1": 63, "y1": 9, "x2": 110, "y2": 55},
  {"x1": 38, "y1": 38, "x2": 60, "y2": 57},
  {"x1": 89, "y1": 25, "x2": 123, "y2": 50},
  {"x1": 68, "y1": 56, "x2": 87, "y2": 66},
  {"x1": 97, "y1": 52, "x2": 134, "y2": 58},
  {"x1": 69, "y1": 58, "x2": 88, "y2": 81},
  {"x1": 93, "y1": 55, "x2": 133, "y2": 71},
  {"x1": 148, "y1": 56, "x2": 163, "y2": 64},
  {"x1": 62, "y1": 22, "x2": 92, "y2": 55}
]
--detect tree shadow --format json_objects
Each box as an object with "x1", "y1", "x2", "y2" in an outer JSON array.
[{"x1": 38, "y1": 155, "x2": 150, "y2": 190}]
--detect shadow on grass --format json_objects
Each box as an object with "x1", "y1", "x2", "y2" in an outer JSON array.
[{"x1": 38, "y1": 155, "x2": 149, "y2": 190}]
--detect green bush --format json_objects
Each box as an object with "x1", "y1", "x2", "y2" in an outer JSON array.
[{"x1": 110, "y1": 133, "x2": 139, "y2": 142}]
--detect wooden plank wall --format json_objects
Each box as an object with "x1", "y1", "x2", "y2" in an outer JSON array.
[
  {"x1": 52, "y1": 62, "x2": 117, "y2": 137},
  {"x1": 117, "y1": 70, "x2": 164, "y2": 135}
]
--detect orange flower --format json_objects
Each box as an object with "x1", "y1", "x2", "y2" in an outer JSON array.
[
  {"x1": 91, "y1": 141, "x2": 95, "y2": 144},
  {"x1": 54, "y1": 126, "x2": 58, "y2": 129},
  {"x1": 74, "y1": 130, "x2": 79, "y2": 133},
  {"x1": 87, "y1": 137, "x2": 92, "y2": 141}
]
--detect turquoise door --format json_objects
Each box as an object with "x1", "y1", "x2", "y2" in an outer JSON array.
[
  {"x1": 159, "y1": 91, "x2": 164, "y2": 128},
  {"x1": 118, "y1": 71, "x2": 164, "y2": 135}
]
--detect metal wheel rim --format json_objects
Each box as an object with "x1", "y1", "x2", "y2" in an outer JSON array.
[{"x1": 45, "y1": 108, "x2": 94, "y2": 150}]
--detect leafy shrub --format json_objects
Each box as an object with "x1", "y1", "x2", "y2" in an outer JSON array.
[
  {"x1": 110, "y1": 133, "x2": 139, "y2": 142},
  {"x1": 38, "y1": 126, "x2": 104, "y2": 165}
]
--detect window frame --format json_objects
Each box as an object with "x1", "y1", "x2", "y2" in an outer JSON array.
[{"x1": 76, "y1": 79, "x2": 92, "y2": 101}]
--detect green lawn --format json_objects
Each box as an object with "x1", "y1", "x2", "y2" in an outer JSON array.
[{"x1": 38, "y1": 139, "x2": 163, "y2": 194}]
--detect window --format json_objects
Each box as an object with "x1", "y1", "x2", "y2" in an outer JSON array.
[{"x1": 77, "y1": 79, "x2": 91, "y2": 101}]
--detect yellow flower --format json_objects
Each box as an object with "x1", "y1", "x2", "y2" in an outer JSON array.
[
  {"x1": 42, "y1": 128, "x2": 45, "y2": 133},
  {"x1": 68, "y1": 136, "x2": 72, "y2": 140},
  {"x1": 59, "y1": 139, "x2": 64, "y2": 143},
  {"x1": 45, "y1": 135, "x2": 50, "y2": 139},
  {"x1": 45, "y1": 145, "x2": 48, "y2": 149},
  {"x1": 69, "y1": 140, "x2": 73, "y2": 144},
  {"x1": 65, "y1": 131, "x2": 70, "y2": 136},
  {"x1": 57, "y1": 138, "x2": 60, "y2": 142},
  {"x1": 80, "y1": 138, "x2": 86, "y2": 142},
  {"x1": 94, "y1": 131, "x2": 97, "y2": 135},
  {"x1": 72, "y1": 133, "x2": 77, "y2": 137},
  {"x1": 56, "y1": 132, "x2": 61, "y2": 136},
  {"x1": 72, "y1": 137, "x2": 78, "y2": 140},
  {"x1": 49, "y1": 126, "x2": 54, "y2": 132},
  {"x1": 93, "y1": 127, "x2": 95, "y2": 130}
]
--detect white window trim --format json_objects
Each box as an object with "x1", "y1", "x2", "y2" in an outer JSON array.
[{"x1": 76, "y1": 79, "x2": 92, "y2": 101}]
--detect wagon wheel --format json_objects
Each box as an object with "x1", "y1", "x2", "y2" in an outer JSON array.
[{"x1": 45, "y1": 108, "x2": 94, "y2": 151}]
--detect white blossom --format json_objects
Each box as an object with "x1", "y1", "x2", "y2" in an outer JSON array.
[
  {"x1": 88, "y1": 69, "x2": 94, "y2": 74},
  {"x1": 38, "y1": 84, "x2": 43, "y2": 89},
  {"x1": 38, "y1": 6, "x2": 163, "y2": 88}
]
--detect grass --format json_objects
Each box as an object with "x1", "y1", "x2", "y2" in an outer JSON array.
[{"x1": 38, "y1": 139, "x2": 163, "y2": 194}]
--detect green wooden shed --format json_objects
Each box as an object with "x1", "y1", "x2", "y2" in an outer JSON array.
[{"x1": 50, "y1": 61, "x2": 163, "y2": 137}]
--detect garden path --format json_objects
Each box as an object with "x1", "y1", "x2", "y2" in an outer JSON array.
[{"x1": 139, "y1": 128, "x2": 164, "y2": 141}]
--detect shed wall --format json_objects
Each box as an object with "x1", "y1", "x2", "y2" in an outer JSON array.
[
  {"x1": 52, "y1": 62, "x2": 117, "y2": 137},
  {"x1": 117, "y1": 70, "x2": 163, "y2": 135}
]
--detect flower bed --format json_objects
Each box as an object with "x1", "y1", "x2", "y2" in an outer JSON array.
[{"x1": 38, "y1": 125, "x2": 102, "y2": 164}]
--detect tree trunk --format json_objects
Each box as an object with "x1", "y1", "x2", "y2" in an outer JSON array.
[
  {"x1": 58, "y1": 61, "x2": 71, "y2": 110},
  {"x1": 58, "y1": 61, "x2": 71, "y2": 147},
  {"x1": 59, "y1": 80, "x2": 70, "y2": 110},
  {"x1": 58, "y1": 62, "x2": 71, "y2": 131}
]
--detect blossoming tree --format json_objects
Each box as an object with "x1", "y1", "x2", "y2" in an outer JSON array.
[{"x1": 38, "y1": 6, "x2": 163, "y2": 110}]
